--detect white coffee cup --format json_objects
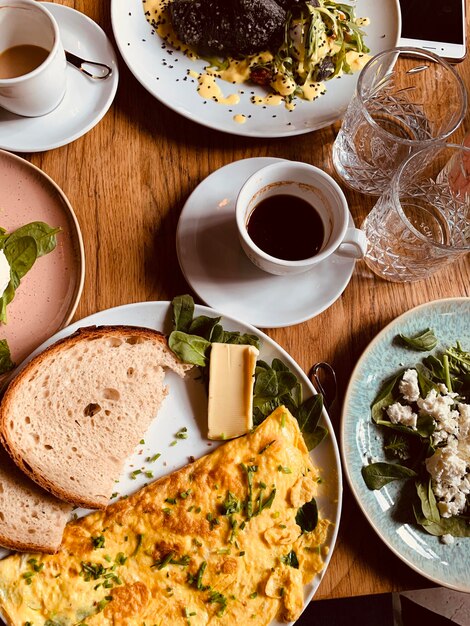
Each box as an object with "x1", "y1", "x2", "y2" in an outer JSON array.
[
  {"x1": 236, "y1": 161, "x2": 367, "y2": 276},
  {"x1": 0, "y1": 0, "x2": 66, "y2": 117}
]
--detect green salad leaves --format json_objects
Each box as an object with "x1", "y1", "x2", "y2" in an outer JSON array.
[
  {"x1": 0, "y1": 221, "x2": 60, "y2": 325},
  {"x1": 0, "y1": 221, "x2": 60, "y2": 375},
  {"x1": 363, "y1": 330, "x2": 470, "y2": 538},
  {"x1": 168, "y1": 295, "x2": 327, "y2": 451}
]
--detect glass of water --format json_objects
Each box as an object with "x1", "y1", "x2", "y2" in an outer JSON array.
[
  {"x1": 332, "y1": 48, "x2": 467, "y2": 196},
  {"x1": 361, "y1": 143, "x2": 470, "y2": 282}
]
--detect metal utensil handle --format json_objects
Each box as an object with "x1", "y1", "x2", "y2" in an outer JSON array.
[
  {"x1": 309, "y1": 362, "x2": 337, "y2": 409},
  {"x1": 65, "y1": 51, "x2": 113, "y2": 80}
]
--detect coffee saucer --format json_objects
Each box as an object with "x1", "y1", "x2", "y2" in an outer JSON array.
[
  {"x1": 176, "y1": 157, "x2": 358, "y2": 329},
  {"x1": 0, "y1": 3, "x2": 119, "y2": 153}
]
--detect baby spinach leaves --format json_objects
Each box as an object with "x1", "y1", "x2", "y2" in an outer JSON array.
[
  {"x1": 0, "y1": 221, "x2": 60, "y2": 325},
  {"x1": 296, "y1": 498, "x2": 318, "y2": 533},
  {"x1": 252, "y1": 359, "x2": 325, "y2": 450},
  {"x1": 397, "y1": 328, "x2": 438, "y2": 352},
  {"x1": 361, "y1": 462, "x2": 417, "y2": 490},
  {"x1": 0, "y1": 222, "x2": 59, "y2": 374},
  {"x1": 169, "y1": 295, "x2": 259, "y2": 367},
  {"x1": 366, "y1": 334, "x2": 470, "y2": 538},
  {"x1": 413, "y1": 480, "x2": 470, "y2": 537},
  {"x1": 169, "y1": 295, "x2": 328, "y2": 451}
]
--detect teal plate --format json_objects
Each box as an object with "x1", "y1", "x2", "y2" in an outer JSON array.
[{"x1": 341, "y1": 298, "x2": 470, "y2": 592}]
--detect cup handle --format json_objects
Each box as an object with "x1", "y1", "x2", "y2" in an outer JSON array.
[{"x1": 336, "y1": 228, "x2": 367, "y2": 259}]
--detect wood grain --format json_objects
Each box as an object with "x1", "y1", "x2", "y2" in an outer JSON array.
[{"x1": 24, "y1": 0, "x2": 470, "y2": 600}]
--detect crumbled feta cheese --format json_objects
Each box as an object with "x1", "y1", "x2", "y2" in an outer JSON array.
[
  {"x1": 458, "y1": 403, "x2": 470, "y2": 439},
  {"x1": 386, "y1": 403, "x2": 417, "y2": 429},
  {"x1": 426, "y1": 447, "x2": 467, "y2": 483},
  {"x1": 417, "y1": 388, "x2": 457, "y2": 421},
  {"x1": 418, "y1": 388, "x2": 459, "y2": 446},
  {"x1": 399, "y1": 369, "x2": 420, "y2": 402},
  {"x1": 438, "y1": 493, "x2": 466, "y2": 518},
  {"x1": 441, "y1": 533, "x2": 455, "y2": 545},
  {"x1": 425, "y1": 447, "x2": 469, "y2": 518}
]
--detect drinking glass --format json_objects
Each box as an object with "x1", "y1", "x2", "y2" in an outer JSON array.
[
  {"x1": 361, "y1": 143, "x2": 470, "y2": 282},
  {"x1": 332, "y1": 48, "x2": 467, "y2": 196}
]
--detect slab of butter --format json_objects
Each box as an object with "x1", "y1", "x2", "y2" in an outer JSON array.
[{"x1": 208, "y1": 342, "x2": 259, "y2": 440}]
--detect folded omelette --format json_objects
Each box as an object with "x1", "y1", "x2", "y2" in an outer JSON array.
[{"x1": 0, "y1": 407, "x2": 330, "y2": 625}]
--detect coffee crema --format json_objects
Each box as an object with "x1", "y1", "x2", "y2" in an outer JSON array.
[
  {"x1": 246, "y1": 194, "x2": 325, "y2": 261},
  {"x1": 0, "y1": 44, "x2": 49, "y2": 79}
]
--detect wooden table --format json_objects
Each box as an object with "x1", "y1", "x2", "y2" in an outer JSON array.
[{"x1": 25, "y1": 0, "x2": 470, "y2": 601}]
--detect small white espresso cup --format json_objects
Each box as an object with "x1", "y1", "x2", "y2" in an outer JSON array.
[
  {"x1": 236, "y1": 161, "x2": 366, "y2": 276},
  {"x1": 0, "y1": 0, "x2": 67, "y2": 117}
]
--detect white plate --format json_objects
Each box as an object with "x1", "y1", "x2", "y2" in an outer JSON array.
[
  {"x1": 0, "y1": 301, "x2": 342, "y2": 624},
  {"x1": 111, "y1": 0, "x2": 400, "y2": 138},
  {"x1": 177, "y1": 157, "x2": 358, "y2": 328},
  {"x1": 342, "y1": 298, "x2": 470, "y2": 592},
  {"x1": 0, "y1": 3, "x2": 119, "y2": 153}
]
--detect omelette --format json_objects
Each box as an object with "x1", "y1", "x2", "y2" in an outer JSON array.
[{"x1": 0, "y1": 407, "x2": 330, "y2": 626}]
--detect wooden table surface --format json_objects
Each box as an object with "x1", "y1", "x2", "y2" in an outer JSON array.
[{"x1": 23, "y1": 0, "x2": 470, "y2": 601}]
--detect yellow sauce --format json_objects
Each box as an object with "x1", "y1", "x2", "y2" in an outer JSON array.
[
  {"x1": 143, "y1": 0, "x2": 371, "y2": 112},
  {"x1": 195, "y1": 72, "x2": 240, "y2": 105},
  {"x1": 233, "y1": 114, "x2": 247, "y2": 124},
  {"x1": 251, "y1": 94, "x2": 284, "y2": 107}
]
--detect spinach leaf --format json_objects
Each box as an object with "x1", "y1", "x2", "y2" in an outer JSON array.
[
  {"x1": 371, "y1": 371, "x2": 404, "y2": 423},
  {"x1": 0, "y1": 269, "x2": 19, "y2": 324},
  {"x1": 6, "y1": 221, "x2": 60, "y2": 257},
  {"x1": 306, "y1": 425, "x2": 328, "y2": 450},
  {"x1": 383, "y1": 433, "x2": 411, "y2": 461},
  {"x1": 188, "y1": 315, "x2": 221, "y2": 340},
  {"x1": 254, "y1": 366, "x2": 278, "y2": 398},
  {"x1": 297, "y1": 394, "x2": 323, "y2": 450},
  {"x1": 415, "y1": 414, "x2": 435, "y2": 438},
  {"x1": 280, "y1": 550, "x2": 299, "y2": 569},
  {"x1": 397, "y1": 329, "x2": 438, "y2": 352},
  {"x1": 4, "y1": 236, "x2": 37, "y2": 279},
  {"x1": 0, "y1": 338, "x2": 14, "y2": 374},
  {"x1": 295, "y1": 498, "x2": 318, "y2": 533},
  {"x1": 376, "y1": 420, "x2": 424, "y2": 438},
  {"x1": 221, "y1": 331, "x2": 260, "y2": 348},
  {"x1": 416, "y1": 479, "x2": 440, "y2": 524},
  {"x1": 168, "y1": 331, "x2": 211, "y2": 367},
  {"x1": 361, "y1": 462, "x2": 417, "y2": 490},
  {"x1": 413, "y1": 499, "x2": 470, "y2": 537},
  {"x1": 172, "y1": 294, "x2": 194, "y2": 332},
  {"x1": 416, "y1": 364, "x2": 436, "y2": 397}
]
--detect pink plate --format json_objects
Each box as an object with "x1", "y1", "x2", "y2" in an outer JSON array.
[{"x1": 0, "y1": 150, "x2": 84, "y2": 374}]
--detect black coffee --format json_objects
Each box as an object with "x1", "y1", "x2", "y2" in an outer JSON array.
[{"x1": 246, "y1": 194, "x2": 324, "y2": 261}]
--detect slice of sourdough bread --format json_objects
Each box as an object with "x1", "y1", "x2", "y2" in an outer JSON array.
[
  {"x1": 0, "y1": 325, "x2": 191, "y2": 509},
  {"x1": 0, "y1": 444, "x2": 71, "y2": 553}
]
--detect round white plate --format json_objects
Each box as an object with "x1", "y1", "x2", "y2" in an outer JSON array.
[
  {"x1": 111, "y1": 0, "x2": 400, "y2": 138},
  {"x1": 0, "y1": 3, "x2": 119, "y2": 153},
  {"x1": 0, "y1": 300, "x2": 342, "y2": 624},
  {"x1": 176, "y1": 157, "x2": 357, "y2": 328},
  {"x1": 342, "y1": 298, "x2": 470, "y2": 592}
]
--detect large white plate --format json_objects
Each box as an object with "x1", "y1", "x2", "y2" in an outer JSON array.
[
  {"x1": 0, "y1": 301, "x2": 342, "y2": 624},
  {"x1": 342, "y1": 298, "x2": 470, "y2": 592},
  {"x1": 111, "y1": 0, "x2": 400, "y2": 138},
  {"x1": 0, "y1": 3, "x2": 119, "y2": 153}
]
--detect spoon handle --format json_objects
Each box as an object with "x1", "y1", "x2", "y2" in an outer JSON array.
[{"x1": 65, "y1": 51, "x2": 113, "y2": 80}]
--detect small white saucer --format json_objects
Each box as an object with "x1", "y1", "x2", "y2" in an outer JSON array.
[
  {"x1": 0, "y1": 3, "x2": 119, "y2": 153},
  {"x1": 176, "y1": 157, "x2": 357, "y2": 329}
]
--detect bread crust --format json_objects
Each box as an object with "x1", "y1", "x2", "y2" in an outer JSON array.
[{"x1": 0, "y1": 325, "x2": 190, "y2": 510}]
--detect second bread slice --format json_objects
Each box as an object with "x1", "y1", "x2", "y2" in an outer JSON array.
[{"x1": 0, "y1": 325, "x2": 191, "y2": 509}]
